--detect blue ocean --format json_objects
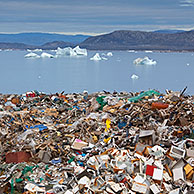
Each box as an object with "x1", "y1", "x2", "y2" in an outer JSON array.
[{"x1": 0, "y1": 50, "x2": 193, "y2": 94}]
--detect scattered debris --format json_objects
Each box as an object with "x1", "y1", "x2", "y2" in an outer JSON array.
[{"x1": 0, "y1": 88, "x2": 193, "y2": 193}]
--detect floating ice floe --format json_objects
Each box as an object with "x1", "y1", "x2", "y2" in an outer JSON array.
[
  {"x1": 107, "y1": 52, "x2": 113, "y2": 57},
  {"x1": 131, "y1": 74, "x2": 139, "y2": 79},
  {"x1": 4, "y1": 49, "x2": 13, "y2": 52},
  {"x1": 90, "y1": 53, "x2": 102, "y2": 61},
  {"x1": 128, "y1": 50, "x2": 135, "y2": 52},
  {"x1": 133, "y1": 56, "x2": 157, "y2": 65},
  {"x1": 145, "y1": 50, "x2": 153, "y2": 53},
  {"x1": 55, "y1": 47, "x2": 77, "y2": 57},
  {"x1": 41, "y1": 52, "x2": 54, "y2": 58},
  {"x1": 24, "y1": 52, "x2": 40, "y2": 59},
  {"x1": 73, "y1": 46, "x2": 87, "y2": 56},
  {"x1": 27, "y1": 49, "x2": 42, "y2": 52},
  {"x1": 102, "y1": 57, "x2": 108, "y2": 60}
]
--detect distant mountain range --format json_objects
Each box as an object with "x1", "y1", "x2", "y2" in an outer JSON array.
[
  {"x1": 153, "y1": 29, "x2": 185, "y2": 34},
  {"x1": 1, "y1": 30, "x2": 194, "y2": 51},
  {"x1": 0, "y1": 41, "x2": 75, "y2": 50},
  {"x1": 0, "y1": 33, "x2": 90, "y2": 45},
  {"x1": 80, "y1": 30, "x2": 194, "y2": 51}
]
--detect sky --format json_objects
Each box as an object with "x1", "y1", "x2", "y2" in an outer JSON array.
[{"x1": 1, "y1": 0, "x2": 194, "y2": 35}]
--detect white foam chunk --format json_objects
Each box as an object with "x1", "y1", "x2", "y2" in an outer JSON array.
[
  {"x1": 172, "y1": 167, "x2": 184, "y2": 181},
  {"x1": 24, "y1": 52, "x2": 40, "y2": 59},
  {"x1": 131, "y1": 74, "x2": 139, "y2": 79},
  {"x1": 150, "y1": 184, "x2": 160, "y2": 194},
  {"x1": 41, "y1": 52, "x2": 54, "y2": 58},
  {"x1": 73, "y1": 46, "x2": 87, "y2": 56},
  {"x1": 153, "y1": 168, "x2": 163, "y2": 180},
  {"x1": 90, "y1": 53, "x2": 102, "y2": 61},
  {"x1": 133, "y1": 56, "x2": 157, "y2": 65}
]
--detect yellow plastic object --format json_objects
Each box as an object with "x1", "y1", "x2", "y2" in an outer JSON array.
[
  {"x1": 184, "y1": 164, "x2": 193, "y2": 175},
  {"x1": 93, "y1": 135, "x2": 98, "y2": 143},
  {"x1": 104, "y1": 137, "x2": 111, "y2": 144},
  {"x1": 105, "y1": 119, "x2": 111, "y2": 132}
]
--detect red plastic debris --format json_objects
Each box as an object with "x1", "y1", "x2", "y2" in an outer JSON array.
[
  {"x1": 151, "y1": 102, "x2": 169, "y2": 110},
  {"x1": 145, "y1": 165, "x2": 157, "y2": 176}
]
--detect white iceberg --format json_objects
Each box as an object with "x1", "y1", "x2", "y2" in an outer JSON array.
[
  {"x1": 24, "y1": 52, "x2": 40, "y2": 59},
  {"x1": 27, "y1": 49, "x2": 42, "y2": 52},
  {"x1": 33, "y1": 49, "x2": 43, "y2": 52},
  {"x1": 145, "y1": 50, "x2": 153, "y2": 53},
  {"x1": 107, "y1": 52, "x2": 113, "y2": 57},
  {"x1": 41, "y1": 52, "x2": 54, "y2": 58},
  {"x1": 73, "y1": 46, "x2": 87, "y2": 56},
  {"x1": 102, "y1": 57, "x2": 108, "y2": 60},
  {"x1": 55, "y1": 47, "x2": 77, "y2": 57},
  {"x1": 131, "y1": 74, "x2": 139, "y2": 79},
  {"x1": 90, "y1": 53, "x2": 102, "y2": 61},
  {"x1": 133, "y1": 56, "x2": 157, "y2": 65}
]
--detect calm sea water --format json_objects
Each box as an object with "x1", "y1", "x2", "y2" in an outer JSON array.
[{"x1": 0, "y1": 50, "x2": 193, "y2": 94}]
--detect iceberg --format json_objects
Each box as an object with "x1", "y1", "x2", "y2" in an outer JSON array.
[
  {"x1": 102, "y1": 57, "x2": 108, "y2": 60},
  {"x1": 90, "y1": 53, "x2": 102, "y2": 61},
  {"x1": 27, "y1": 49, "x2": 42, "y2": 52},
  {"x1": 131, "y1": 74, "x2": 139, "y2": 79},
  {"x1": 133, "y1": 56, "x2": 157, "y2": 65},
  {"x1": 107, "y1": 52, "x2": 113, "y2": 57},
  {"x1": 145, "y1": 50, "x2": 153, "y2": 53},
  {"x1": 55, "y1": 47, "x2": 77, "y2": 57},
  {"x1": 41, "y1": 52, "x2": 54, "y2": 58},
  {"x1": 33, "y1": 49, "x2": 43, "y2": 52},
  {"x1": 73, "y1": 46, "x2": 87, "y2": 56},
  {"x1": 24, "y1": 52, "x2": 40, "y2": 59}
]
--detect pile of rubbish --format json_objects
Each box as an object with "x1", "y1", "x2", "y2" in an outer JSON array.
[{"x1": 0, "y1": 88, "x2": 193, "y2": 194}]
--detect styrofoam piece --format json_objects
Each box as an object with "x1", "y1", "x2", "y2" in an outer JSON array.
[
  {"x1": 172, "y1": 167, "x2": 184, "y2": 181},
  {"x1": 153, "y1": 168, "x2": 163, "y2": 180}
]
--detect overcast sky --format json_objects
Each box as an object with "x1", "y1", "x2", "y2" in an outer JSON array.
[{"x1": 1, "y1": 0, "x2": 194, "y2": 34}]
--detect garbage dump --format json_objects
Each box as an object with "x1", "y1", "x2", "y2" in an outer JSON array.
[{"x1": 0, "y1": 88, "x2": 193, "y2": 193}]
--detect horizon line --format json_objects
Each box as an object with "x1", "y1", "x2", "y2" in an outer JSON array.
[{"x1": 0, "y1": 28, "x2": 193, "y2": 35}]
